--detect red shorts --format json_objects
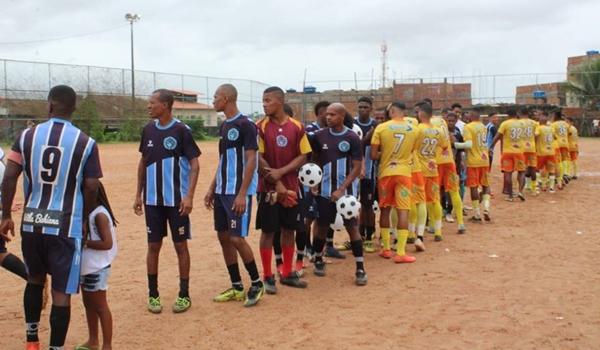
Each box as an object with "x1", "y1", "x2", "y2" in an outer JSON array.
[
  {"x1": 411, "y1": 172, "x2": 426, "y2": 204},
  {"x1": 559, "y1": 147, "x2": 571, "y2": 161},
  {"x1": 424, "y1": 175, "x2": 440, "y2": 203},
  {"x1": 524, "y1": 152, "x2": 537, "y2": 168},
  {"x1": 570, "y1": 151, "x2": 578, "y2": 161},
  {"x1": 378, "y1": 175, "x2": 412, "y2": 210},
  {"x1": 466, "y1": 166, "x2": 489, "y2": 188},
  {"x1": 501, "y1": 153, "x2": 526, "y2": 172},
  {"x1": 537, "y1": 155, "x2": 556, "y2": 173},
  {"x1": 437, "y1": 162, "x2": 459, "y2": 192}
]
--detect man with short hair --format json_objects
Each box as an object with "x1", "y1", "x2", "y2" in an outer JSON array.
[
  {"x1": 535, "y1": 111, "x2": 557, "y2": 192},
  {"x1": 491, "y1": 108, "x2": 526, "y2": 201},
  {"x1": 134, "y1": 89, "x2": 201, "y2": 314},
  {"x1": 451, "y1": 103, "x2": 466, "y2": 134},
  {"x1": 1, "y1": 85, "x2": 102, "y2": 350},
  {"x1": 486, "y1": 112, "x2": 499, "y2": 169},
  {"x1": 519, "y1": 107, "x2": 539, "y2": 194},
  {"x1": 566, "y1": 117, "x2": 579, "y2": 179}
]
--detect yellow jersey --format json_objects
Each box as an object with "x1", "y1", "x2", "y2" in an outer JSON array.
[
  {"x1": 463, "y1": 121, "x2": 489, "y2": 167},
  {"x1": 535, "y1": 124, "x2": 555, "y2": 156},
  {"x1": 498, "y1": 118, "x2": 525, "y2": 154},
  {"x1": 414, "y1": 123, "x2": 448, "y2": 177},
  {"x1": 568, "y1": 125, "x2": 579, "y2": 152},
  {"x1": 372, "y1": 119, "x2": 419, "y2": 178},
  {"x1": 551, "y1": 120, "x2": 569, "y2": 148},
  {"x1": 431, "y1": 116, "x2": 454, "y2": 165},
  {"x1": 520, "y1": 118, "x2": 538, "y2": 153}
]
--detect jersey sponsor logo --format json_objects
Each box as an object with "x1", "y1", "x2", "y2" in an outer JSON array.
[
  {"x1": 163, "y1": 136, "x2": 178, "y2": 150},
  {"x1": 147, "y1": 140, "x2": 154, "y2": 148},
  {"x1": 276, "y1": 135, "x2": 288, "y2": 147},
  {"x1": 322, "y1": 144, "x2": 329, "y2": 150},
  {"x1": 178, "y1": 226, "x2": 186, "y2": 235},
  {"x1": 338, "y1": 140, "x2": 350, "y2": 152},
  {"x1": 227, "y1": 128, "x2": 240, "y2": 141},
  {"x1": 22, "y1": 208, "x2": 63, "y2": 229}
]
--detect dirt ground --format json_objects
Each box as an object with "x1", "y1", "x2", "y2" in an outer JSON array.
[{"x1": 1, "y1": 138, "x2": 600, "y2": 350}]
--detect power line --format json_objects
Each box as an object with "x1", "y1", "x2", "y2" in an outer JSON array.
[{"x1": 0, "y1": 24, "x2": 128, "y2": 46}]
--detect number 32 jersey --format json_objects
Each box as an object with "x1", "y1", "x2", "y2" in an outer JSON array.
[
  {"x1": 371, "y1": 119, "x2": 419, "y2": 178},
  {"x1": 9, "y1": 118, "x2": 103, "y2": 238}
]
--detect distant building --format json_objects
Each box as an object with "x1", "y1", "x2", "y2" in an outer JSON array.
[
  {"x1": 393, "y1": 80, "x2": 471, "y2": 110},
  {"x1": 167, "y1": 89, "x2": 218, "y2": 127}
]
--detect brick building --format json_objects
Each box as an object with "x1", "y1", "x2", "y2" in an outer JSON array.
[{"x1": 515, "y1": 82, "x2": 566, "y2": 106}]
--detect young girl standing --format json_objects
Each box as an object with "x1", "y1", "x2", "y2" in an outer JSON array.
[{"x1": 76, "y1": 183, "x2": 118, "y2": 350}]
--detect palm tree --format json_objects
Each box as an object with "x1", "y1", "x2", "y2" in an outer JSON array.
[{"x1": 564, "y1": 58, "x2": 600, "y2": 111}]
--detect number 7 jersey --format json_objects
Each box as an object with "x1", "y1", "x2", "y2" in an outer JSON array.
[{"x1": 371, "y1": 119, "x2": 419, "y2": 178}]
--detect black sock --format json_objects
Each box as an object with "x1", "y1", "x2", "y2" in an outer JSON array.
[
  {"x1": 350, "y1": 240, "x2": 365, "y2": 271},
  {"x1": 326, "y1": 228, "x2": 334, "y2": 248},
  {"x1": 295, "y1": 230, "x2": 307, "y2": 261},
  {"x1": 244, "y1": 260, "x2": 262, "y2": 287},
  {"x1": 313, "y1": 237, "x2": 326, "y2": 262},
  {"x1": 273, "y1": 230, "x2": 283, "y2": 266},
  {"x1": 2, "y1": 253, "x2": 28, "y2": 280},
  {"x1": 179, "y1": 278, "x2": 189, "y2": 298},
  {"x1": 359, "y1": 224, "x2": 366, "y2": 239},
  {"x1": 24, "y1": 283, "x2": 43, "y2": 342},
  {"x1": 365, "y1": 226, "x2": 375, "y2": 241},
  {"x1": 148, "y1": 274, "x2": 159, "y2": 298},
  {"x1": 226, "y1": 263, "x2": 242, "y2": 290},
  {"x1": 49, "y1": 305, "x2": 70, "y2": 348}
]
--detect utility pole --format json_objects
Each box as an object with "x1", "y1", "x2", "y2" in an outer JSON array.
[{"x1": 125, "y1": 13, "x2": 141, "y2": 111}]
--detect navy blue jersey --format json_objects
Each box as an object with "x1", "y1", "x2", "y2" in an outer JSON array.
[
  {"x1": 305, "y1": 121, "x2": 324, "y2": 136},
  {"x1": 139, "y1": 119, "x2": 201, "y2": 207},
  {"x1": 354, "y1": 117, "x2": 375, "y2": 136},
  {"x1": 10, "y1": 118, "x2": 103, "y2": 238},
  {"x1": 215, "y1": 113, "x2": 258, "y2": 195},
  {"x1": 310, "y1": 127, "x2": 362, "y2": 199},
  {"x1": 355, "y1": 117, "x2": 377, "y2": 179}
]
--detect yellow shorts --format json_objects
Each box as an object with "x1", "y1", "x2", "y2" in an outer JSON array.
[{"x1": 424, "y1": 175, "x2": 440, "y2": 203}]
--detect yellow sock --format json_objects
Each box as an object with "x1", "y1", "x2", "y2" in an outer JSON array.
[
  {"x1": 417, "y1": 202, "x2": 427, "y2": 237},
  {"x1": 432, "y1": 202, "x2": 443, "y2": 236},
  {"x1": 449, "y1": 190, "x2": 464, "y2": 225},
  {"x1": 531, "y1": 179, "x2": 537, "y2": 192},
  {"x1": 525, "y1": 177, "x2": 532, "y2": 190},
  {"x1": 381, "y1": 227, "x2": 391, "y2": 250},
  {"x1": 426, "y1": 202, "x2": 434, "y2": 230},
  {"x1": 559, "y1": 161, "x2": 565, "y2": 179},
  {"x1": 541, "y1": 172, "x2": 548, "y2": 189},
  {"x1": 573, "y1": 160, "x2": 578, "y2": 177},
  {"x1": 482, "y1": 194, "x2": 491, "y2": 212},
  {"x1": 549, "y1": 175, "x2": 556, "y2": 189},
  {"x1": 396, "y1": 229, "x2": 409, "y2": 256},
  {"x1": 408, "y1": 203, "x2": 417, "y2": 237}
]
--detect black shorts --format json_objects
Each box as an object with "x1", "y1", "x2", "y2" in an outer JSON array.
[
  {"x1": 0, "y1": 239, "x2": 6, "y2": 253},
  {"x1": 145, "y1": 205, "x2": 191, "y2": 243},
  {"x1": 21, "y1": 232, "x2": 81, "y2": 294},
  {"x1": 214, "y1": 194, "x2": 252, "y2": 237},
  {"x1": 255, "y1": 192, "x2": 299, "y2": 233},
  {"x1": 303, "y1": 191, "x2": 318, "y2": 220},
  {"x1": 359, "y1": 179, "x2": 376, "y2": 206},
  {"x1": 316, "y1": 196, "x2": 358, "y2": 228}
]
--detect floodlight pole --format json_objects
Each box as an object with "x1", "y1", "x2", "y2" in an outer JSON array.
[{"x1": 125, "y1": 13, "x2": 140, "y2": 111}]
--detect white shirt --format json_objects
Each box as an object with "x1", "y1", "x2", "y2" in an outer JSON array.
[
  {"x1": 456, "y1": 119, "x2": 466, "y2": 134},
  {"x1": 81, "y1": 206, "x2": 118, "y2": 275}
]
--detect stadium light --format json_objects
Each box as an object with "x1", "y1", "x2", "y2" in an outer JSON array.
[{"x1": 125, "y1": 13, "x2": 141, "y2": 110}]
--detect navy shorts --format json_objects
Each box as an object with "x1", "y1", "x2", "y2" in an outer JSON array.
[
  {"x1": 315, "y1": 196, "x2": 358, "y2": 228},
  {"x1": 255, "y1": 192, "x2": 299, "y2": 233},
  {"x1": 359, "y1": 179, "x2": 376, "y2": 206},
  {"x1": 21, "y1": 232, "x2": 81, "y2": 294},
  {"x1": 144, "y1": 205, "x2": 191, "y2": 243},
  {"x1": 0, "y1": 239, "x2": 6, "y2": 253},
  {"x1": 214, "y1": 194, "x2": 252, "y2": 237},
  {"x1": 303, "y1": 191, "x2": 319, "y2": 220}
]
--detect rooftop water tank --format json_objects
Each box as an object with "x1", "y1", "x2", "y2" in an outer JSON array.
[
  {"x1": 303, "y1": 86, "x2": 317, "y2": 94},
  {"x1": 586, "y1": 50, "x2": 599, "y2": 56}
]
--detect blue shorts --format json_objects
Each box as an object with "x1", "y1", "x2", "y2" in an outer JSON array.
[
  {"x1": 144, "y1": 205, "x2": 191, "y2": 243},
  {"x1": 21, "y1": 232, "x2": 81, "y2": 294},
  {"x1": 214, "y1": 194, "x2": 252, "y2": 237},
  {"x1": 81, "y1": 265, "x2": 111, "y2": 292}
]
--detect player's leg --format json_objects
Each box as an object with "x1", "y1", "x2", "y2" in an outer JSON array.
[
  {"x1": 145, "y1": 205, "x2": 165, "y2": 313},
  {"x1": 408, "y1": 202, "x2": 417, "y2": 242},
  {"x1": 21, "y1": 233, "x2": 45, "y2": 348},
  {"x1": 256, "y1": 192, "x2": 278, "y2": 293},
  {"x1": 79, "y1": 267, "x2": 112, "y2": 350},
  {"x1": 377, "y1": 176, "x2": 394, "y2": 258},
  {"x1": 393, "y1": 176, "x2": 416, "y2": 263},
  {"x1": 359, "y1": 179, "x2": 376, "y2": 253},
  {"x1": 273, "y1": 230, "x2": 283, "y2": 277},
  {"x1": 295, "y1": 227, "x2": 307, "y2": 274},
  {"x1": 169, "y1": 207, "x2": 192, "y2": 313},
  {"x1": 279, "y1": 204, "x2": 307, "y2": 288},
  {"x1": 80, "y1": 288, "x2": 100, "y2": 350},
  {"x1": 312, "y1": 197, "x2": 334, "y2": 276},
  {"x1": 426, "y1": 177, "x2": 443, "y2": 241},
  {"x1": 0, "y1": 248, "x2": 27, "y2": 280},
  {"x1": 467, "y1": 167, "x2": 482, "y2": 222},
  {"x1": 445, "y1": 164, "x2": 465, "y2": 233},
  {"x1": 571, "y1": 152, "x2": 579, "y2": 179},
  {"x1": 480, "y1": 168, "x2": 492, "y2": 221},
  {"x1": 344, "y1": 219, "x2": 367, "y2": 285}
]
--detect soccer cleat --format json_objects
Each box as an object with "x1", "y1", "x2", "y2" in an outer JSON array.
[
  {"x1": 458, "y1": 224, "x2": 467, "y2": 234},
  {"x1": 393, "y1": 254, "x2": 416, "y2": 263},
  {"x1": 426, "y1": 226, "x2": 435, "y2": 234},
  {"x1": 172, "y1": 296, "x2": 192, "y2": 313},
  {"x1": 325, "y1": 246, "x2": 346, "y2": 259},
  {"x1": 434, "y1": 235, "x2": 443, "y2": 242},
  {"x1": 390, "y1": 238, "x2": 398, "y2": 250},
  {"x1": 572, "y1": 176, "x2": 578, "y2": 180},
  {"x1": 363, "y1": 240, "x2": 376, "y2": 253},
  {"x1": 335, "y1": 241, "x2": 352, "y2": 251},
  {"x1": 244, "y1": 284, "x2": 265, "y2": 307},
  {"x1": 406, "y1": 236, "x2": 416, "y2": 244},
  {"x1": 463, "y1": 204, "x2": 473, "y2": 211},
  {"x1": 313, "y1": 261, "x2": 326, "y2": 277},
  {"x1": 295, "y1": 261, "x2": 305, "y2": 277},
  {"x1": 445, "y1": 213, "x2": 455, "y2": 223},
  {"x1": 379, "y1": 249, "x2": 393, "y2": 259},
  {"x1": 25, "y1": 342, "x2": 40, "y2": 350},
  {"x1": 469, "y1": 216, "x2": 483, "y2": 223},
  {"x1": 505, "y1": 195, "x2": 515, "y2": 202},
  {"x1": 280, "y1": 272, "x2": 308, "y2": 288},
  {"x1": 264, "y1": 276, "x2": 277, "y2": 295},
  {"x1": 355, "y1": 270, "x2": 368, "y2": 286},
  {"x1": 414, "y1": 238, "x2": 426, "y2": 252},
  {"x1": 213, "y1": 287, "x2": 244, "y2": 302},
  {"x1": 549, "y1": 188, "x2": 556, "y2": 194},
  {"x1": 483, "y1": 210, "x2": 491, "y2": 222},
  {"x1": 148, "y1": 296, "x2": 163, "y2": 314},
  {"x1": 517, "y1": 192, "x2": 526, "y2": 201}
]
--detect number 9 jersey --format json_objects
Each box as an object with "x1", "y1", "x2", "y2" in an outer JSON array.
[{"x1": 371, "y1": 119, "x2": 419, "y2": 178}]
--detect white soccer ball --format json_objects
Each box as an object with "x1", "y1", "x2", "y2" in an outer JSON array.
[
  {"x1": 330, "y1": 213, "x2": 344, "y2": 231},
  {"x1": 373, "y1": 200, "x2": 379, "y2": 213},
  {"x1": 298, "y1": 163, "x2": 322, "y2": 187},
  {"x1": 336, "y1": 194, "x2": 360, "y2": 220},
  {"x1": 351, "y1": 124, "x2": 363, "y2": 140}
]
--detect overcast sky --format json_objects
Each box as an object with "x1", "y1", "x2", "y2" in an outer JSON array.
[{"x1": 1, "y1": 0, "x2": 598, "y2": 103}]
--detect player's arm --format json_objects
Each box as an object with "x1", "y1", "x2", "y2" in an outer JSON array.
[
  {"x1": 84, "y1": 213, "x2": 113, "y2": 251},
  {"x1": 370, "y1": 126, "x2": 382, "y2": 160},
  {"x1": 0, "y1": 159, "x2": 23, "y2": 242},
  {"x1": 180, "y1": 157, "x2": 199, "y2": 215},
  {"x1": 134, "y1": 157, "x2": 145, "y2": 216},
  {"x1": 83, "y1": 177, "x2": 100, "y2": 238},
  {"x1": 455, "y1": 128, "x2": 473, "y2": 149},
  {"x1": 332, "y1": 159, "x2": 362, "y2": 202},
  {"x1": 490, "y1": 128, "x2": 502, "y2": 149},
  {"x1": 233, "y1": 149, "x2": 257, "y2": 216}
]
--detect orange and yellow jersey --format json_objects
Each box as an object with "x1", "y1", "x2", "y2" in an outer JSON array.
[
  {"x1": 404, "y1": 116, "x2": 419, "y2": 127},
  {"x1": 551, "y1": 120, "x2": 569, "y2": 148},
  {"x1": 568, "y1": 124, "x2": 579, "y2": 152},
  {"x1": 431, "y1": 116, "x2": 454, "y2": 165},
  {"x1": 372, "y1": 119, "x2": 419, "y2": 178},
  {"x1": 410, "y1": 151, "x2": 421, "y2": 173},
  {"x1": 414, "y1": 123, "x2": 448, "y2": 177},
  {"x1": 535, "y1": 124, "x2": 555, "y2": 157},
  {"x1": 497, "y1": 118, "x2": 525, "y2": 154},
  {"x1": 520, "y1": 118, "x2": 538, "y2": 153},
  {"x1": 462, "y1": 121, "x2": 489, "y2": 167}
]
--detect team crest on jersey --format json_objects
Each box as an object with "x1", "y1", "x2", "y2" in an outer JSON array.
[
  {"x1": 163, "y1": 136, "x2": 178, "y2": 150},
  {"x1": 276, "y1": 135, "x2": 288, "y2": 147},
  {"x1": 338, "y1": 141, "x2": 350, "y2": 152},
  {"x1": 227, "y1": 128, "x2": 239, "y2": 141}
]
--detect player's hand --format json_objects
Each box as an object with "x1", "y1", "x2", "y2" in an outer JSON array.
[
  {"x1": 359, "y1": 169, "x2": 366, "y2": 179},
  {"x1": 331, "y1": 189, "x2": 344, "y2": 202},
  {"x1": 204, "y1": 191, "x2": 215, "y2": 210},
  {"x1": 133, "y1": 196, "x2": 144, "y2": 216},
  {"x1": 232, "y1": 195, "x2": 246, "y2": 216},
  {"x1": 265, "y1": 167, "x2": 284, "y2": 183},
  {"x1": 179, "y1": 196, "x2": 193, "y2": 216},
  {"x1": 0, "y1": 219, "x2": 15, "y2": 242},
  {"x1": 310, "y1": 186, "x2": 319, "y2": 195}
]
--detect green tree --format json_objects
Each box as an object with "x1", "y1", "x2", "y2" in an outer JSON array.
[
  {"x1": 118, "y1": 110, "x2": 146, "y2": 142},
  {"x1": 73, "y1": 95, "x2": 105, "y2": 142},
  {"x1": 564, "y1": 58, "x2": 600, "y2": 111},
  {"x1": 184, "y1": 117, "x2": 207, "y2": 140}
]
